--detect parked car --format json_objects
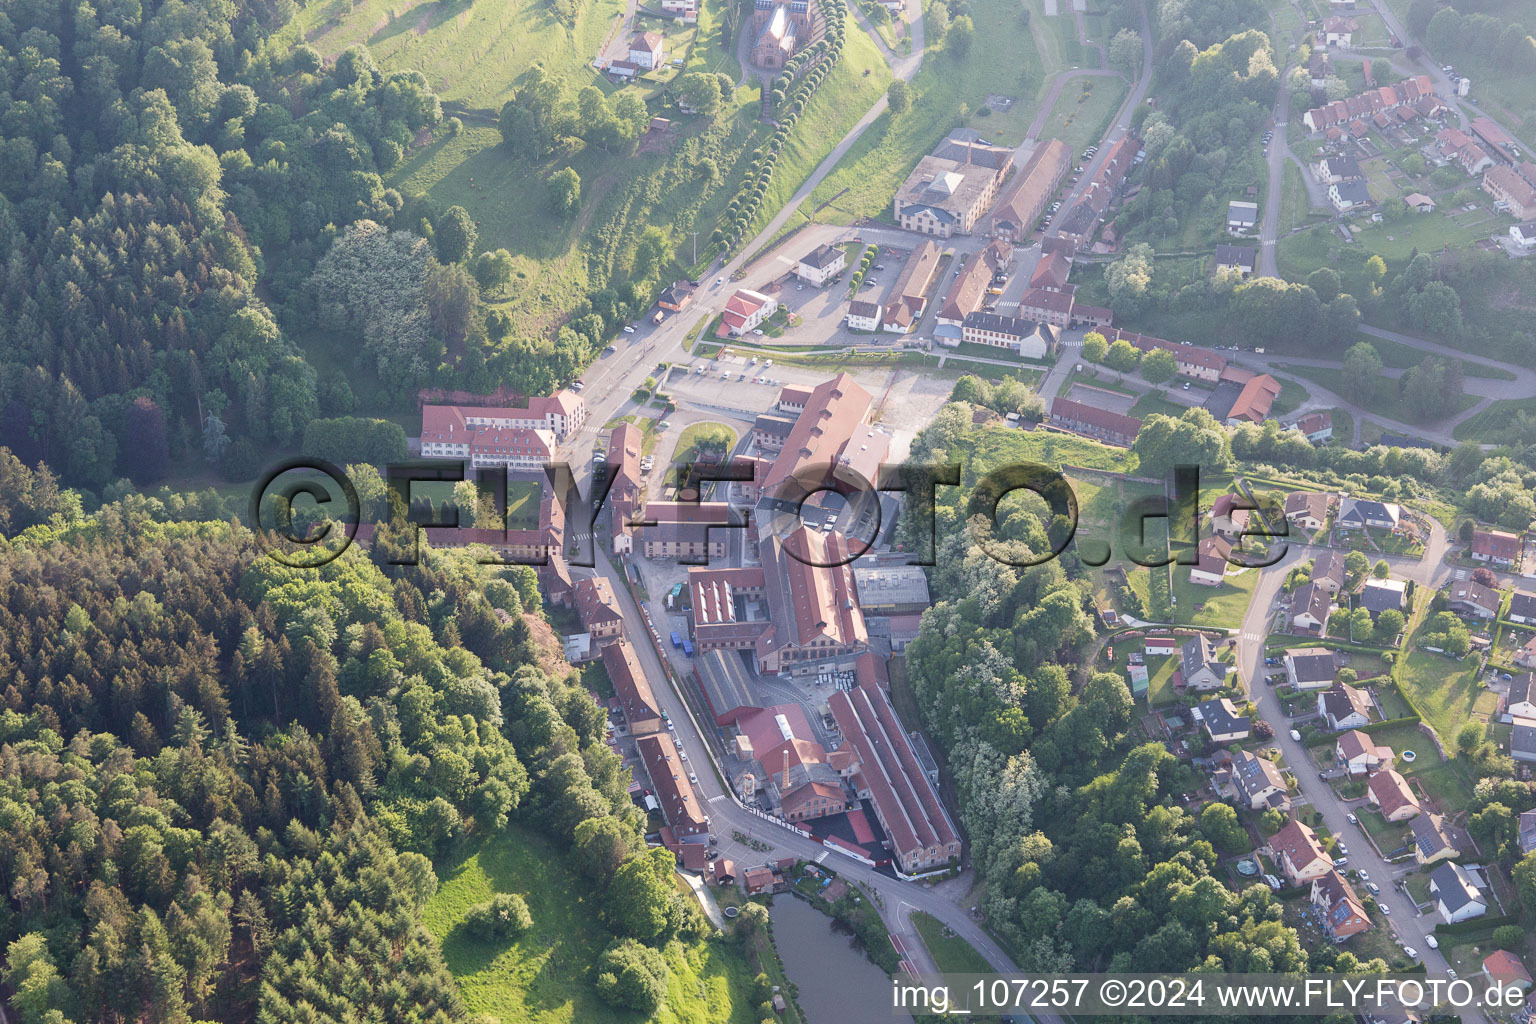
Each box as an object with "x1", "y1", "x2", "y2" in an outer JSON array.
[
  {"x1": 716, "y1": 277, "x2": 725, "y2": 285},
  {"x1": 571, "y1": 381, "x2": 584, "y2": 391},
  {"x1": 1337, "y1": 842, "x2": 1348, "y2": 855},
  {"x1": 1357, "y1": 869, "x2": 1368, "y2": 882},
  {"x1": 1366, "y1": 882, "x2": 1380, "y2": 896},
  {"x1": 623, "y1": 325, "x2": 635, "y2": 334},
  {"x1": 1289, "y1": 729, "x2": 1302, "y2": 742},
  {"x1": 752, "y1": 329, "x2": 764, "y2": 336},
  {"x1": 1332, "y1": 857, "x2": 1348, "y2": 868},
  {"x1": 688, "y1": 773, "x2": 698, "y2": 784},
  {"x1": 1426, "y1": 935, "x2": 1439, "y2": 949},
  {"x1": 749, "y1": 356, "x2": 758, "y2": 364},
  {"x1": 1347, "y1": 813, "x2": 1357, "y2": 824},
  {"x1": 1404, "y1": 947, "x2": 1419, "y2": 960},
  {"x1": 1380, "y1": 903, "x2": 1392, "y2": 916}
]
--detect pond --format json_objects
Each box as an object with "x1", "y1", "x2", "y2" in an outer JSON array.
[{"x1": 770, "y1": 894, "x2": 892, "y2": 1022}]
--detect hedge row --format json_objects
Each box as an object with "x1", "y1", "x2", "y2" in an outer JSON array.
[
  {"x1": 1434, "y1": 913, "x2": 1517, "y2": 938},
  {"x1": 715, "y1": 0, "x2": 849, "y2": 254}
]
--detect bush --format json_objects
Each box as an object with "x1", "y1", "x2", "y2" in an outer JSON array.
[
  {"x1": 463, "y1": 893, "x2": 533, "y2": 940},
  {"x1": 594, "y1": 939, "x2": 670, "y2": 1014},
  {"x1": 1493, "y1": 924, "x2": 1525, "y2": 949}
]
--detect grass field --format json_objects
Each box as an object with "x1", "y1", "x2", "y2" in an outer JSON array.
[
  {"x1": 809, "y1": 0, "x2": 1055, "y2": 223},
  {"x1": 1453, "y1": 396, "x2": 1536, "y2": 442},
  {"x1": 1171, "y1": 566, "x2": 1259, "y2": 630},
  {"x1": 912, "y1": 912, "x2": 993, "y2": 974},
  {"x1": 672, "y1": 421, "x2": 739, "y2": 466},
  {"x1": 423, "y1": 826, "x2": 762, "y2": 1023},
  {"x1": 1395, "y1": 647, "x2": 1495, "y2": 754},
  {"x1": 1035, "y1": 76, "x2": 1127, "y2": 157},
  {"x1": 1275, "y1": 362, "x2": 1479, "y2": 425}
]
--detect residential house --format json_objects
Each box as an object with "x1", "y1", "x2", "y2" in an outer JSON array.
[
  {"x1": 1180, "y1": 634, "x2": 1230, "y2": 692},
  {"x1": 1511, "y1": 221, "x2": 1536, "y2": 250},
  {"x1": 1470, "y1": 528, "x2": 1521, "y2": 566},
  {"x1": 1413, "y1": 813, "x2": 1460, "y2": 867},
  {"x1": 1195, "y1": 697, "x2": 1251, "y2": 744},
  {"x1": 1483, "y1": 951, "x2": 1533, "y2": 991},
  {"x1": 1337, "y1": 497, "x2": 1401, "y2": 531},
  {"x1": 1313, "y1": 871, "x2": 1372, "y2": 941},
  {"x1": 1227, "y1": 200, "x2": 1259, "y2": 234},
  {"x1": 1287, "y1": 411, "x2": 1334, "y2": 443},
  {"x1": 1517, "y1": 638, "x2": 1536, "y2": 670},
  {"x1": 1519, "y1": 809, "x2": 1536, "y2": 855},
  {"x1": 1404, "y1": 192, "x2": 1437, "y2": 212},
  {"x1": 1286, "y1": 647, "x2": 1337, "y2": 690},
  {"x1": 1447, "y1": 580, "x2": 1500, "y2": 620},
  {"x1": 1210, "y1": 493, "x2": 1252, "y2": 540},
  {"x1": 1428, "y1": 861, "x2": 1486, "y2": 923},
  {"x1": 628, "y1": 31, "x2": 666, "y2": 69},
  {"x1": 1314, "y1": 153, "x2": 1364, "y2": 185},
  {"x1": 1285, "y1": 491, "x2": 1332, "y2": 532},
  {"x1": 1189, "y1": 535, "x2": 1234, "y2": 587},
  {"x1": 1368, "y1": 768, "x2": 1419, "y2": 821},
  {"x1": 1359, "y1": 578, "x2": 1407, "y2": 620},
  {"x1": 1048, "y1": 397, "x2": 1142, "y2": 446},
  {"x1": 988, "y1": 139, "x2": 1072, "y2": 242},
  {"x1": 1322, "y1": 15, "x2": 1358, "y2": 46},
  {"x1": 638, "y1": 732, "x2": 708, "y2": 839},
  {"x1": 1312, "y1": 550, "x2": 1347, "y2": 594},
  {"x1": 1336, "y1": 729, "x2": 1391, "y2": 774},
  {"x1": 1112, "y1": 329, "x2": 1228, "y2": 381},
  {"x1": 1507, "y1": 674, "x2": 1536, "y2": 719},
  {"x1": 1270, "y1": 820, "x2": 1333, "y2": 886},
  {"x1": 658, "y1": 281, "x2": 693, "y2": 312},
  {"x1": 1508, "y1": 589, "x2": 1536, "y2": 625},
  {"x1": 1213, "y1": 373, "x2": 1282, "y2": 425},
  {"x1": 1308, "y1": 51, "x2": 1332, "y2": 88},
  {"x1": 846, "y1": 300, "x2": 882, "y2": 331},
  {"x1": 1320, "y1": 683, "x2": 1372, "y2": 731},
  {"x1": 1213, "y1": 244, "x2": 1257, "y2": 276},
  {"x1": 1516, "y1": 717, "x2": 1536, "y2": 764},
  {"x1": 1329, "y1": 180, "x2": 1373, "y2": 213},
  {"x1": 1144, "y1": 634, "x2": 1177, "y2": 657},
  {"x1": 574, "y1": 577, "x2": 624, "y2": 643},
  {"x1": 1455, "y1": 142, "x2": 1495, "y2": 177},
  {"x1": 794, "y1": 244, "x2": 846, "y2": 286},
  {"x1": 1290, "y1": 581, "x2": 1334, "y2": 636},
  {"x1": 1302, "y1": 74, "x2": 1436, "y2": 132},
  {"x1": 660, "y1": 0, "x2": 699, "y2": 21},
  {"x1": 717, "y1": 289, "x2": 778, "y2": 337},
  {"x1": 421, "y1": 391, "x2": 586, "y2": 450},
  {"x1": 961, "y1": 313, "x2": 1056, "y2": 358},
  {"x1": 1485, "y1": 165, "x2": 1536, "y2": 221},
  {"x1": 1229, "y1": 749, "x2": 1290, "y2": 810}
]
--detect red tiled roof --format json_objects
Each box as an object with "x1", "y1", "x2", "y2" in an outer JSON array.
[
  {"x1": 1272, "y1": 820, "x2": 1329, "y2": 875},
  {"x1": 637, "y1": 732, "x2": 707, "y2": 836},
  {"x1": 1368, "y1": 768, "x2": 1418, "y2": 819},
  {"x1": 1049, "y1": 397, "x2": 1142, "y2": 440},
  {"x1": 1226, "y1": 373, "x2": 1282, "y2": 422},
  {"x1": 762, "y1": 373, "x2": 873, "y2": 493},
  {"x1": 604, "y1": 640, "x2": 660, "y2": 729},
  {"x1": 1472, "y1": 529, "x2": 1521, "y2": 561},
  {"x1": 575, "y1": 576, "x2": 624, "y2": 629}
]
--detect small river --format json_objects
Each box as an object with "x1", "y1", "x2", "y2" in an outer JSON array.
[{"x1": 769, "y1": 894, "x2": 893, "y2": 1023}]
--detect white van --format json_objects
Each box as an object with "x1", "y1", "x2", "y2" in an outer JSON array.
[
  {"x1": 1289, "y1": 729, "x2": 1302, "y2": 742},
  {"x1": 1425, "y1": 935, "x2": 1439, "y2": 949}
]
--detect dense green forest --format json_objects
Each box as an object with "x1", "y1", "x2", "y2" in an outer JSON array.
[
  {"x1": 0, "y1": 454, "x2": 706, "y2": 1022},
  {"x1": 897, "y1": 405, "x2": 1391, "y2": 976},
  {"x1": 0, "y1": 0, "x2": 665, "y2": 495}
]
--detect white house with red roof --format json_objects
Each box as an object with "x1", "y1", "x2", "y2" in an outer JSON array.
[
  {"x1": 717, "y1": 288, "x2": 778, "y2": 337},
  {"x1": 628, "y1": 31, "x2": 666, "y2": 69}
]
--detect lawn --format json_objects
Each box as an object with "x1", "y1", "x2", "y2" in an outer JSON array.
[
  {"x1": 1274, "y1": 362, "x2": 1479, "y2": 426},
  {"x1": 1395, "y1": 647, "x2": 1494, "y2": 758},
  {"x1": 1453, "y1": 396, "x2": 1536, "y2": 443},
  {"x1": 1270, "y1": 377, "x2": 1309, "y2": 417},
  {"x1": 1035, "y1": 76, "x2": 1128, "y2": 158},
  {"x1": 1146, "y1": 655, "x2": 1179, "y2": 706},
  {"x1": 1171, "y1": 566, "x2": 1260, "y2": 630},
  {"x1": 912, "y1": 912, "x2": 993, "y2": 974},
  {"x1": 673, "y1": 421, "x2": 739, "y2": 467},
  {"x1": 423, "y1": 826, "x2": 763, "y2": 1023},
  {"x1": 809, "y1": 0, "x2": 1057, "y2": 223}
]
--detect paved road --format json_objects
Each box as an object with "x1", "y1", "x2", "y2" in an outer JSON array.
[
  {"x1": 1257, "y1": 63, "x2": 1296, "y2": 278},
  {"x1": 1046, "y1": 0, "x2": 1153, "y2": 238},
  {"x1": 1236, "y1": 549, "x2": 1458, "y2": 981}
]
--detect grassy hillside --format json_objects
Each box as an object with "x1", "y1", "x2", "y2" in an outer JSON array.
[
  {"x1": 810, "y1": 0, "x2": 1057, "y2": 223},
  {"x1": 287, "y1": 0, "x2": 894, "y2": 333},
  {"x1": 423, "y1": 825, "x2": 762, "y2": 1023},
  {"x1": 277, "y1": 0, "x2": 625, "y2": 109}
]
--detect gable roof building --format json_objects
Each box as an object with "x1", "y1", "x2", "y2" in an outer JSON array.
[
  {"x1": 638, "y1": 732, "x2": 708, "y2": 838},
  {"x1": 1313, "y1": 870, "x2": 1372, "y2": 940},
  {"x1": 1320, "y1": 682, "x2": 1372, "y2": 732},
  {"x1": 1180, "y1": 634, "x2": 1229, "y2": 691},
  {"x1": 1286, "y1": 647, "x2": 1337, "y2": 690},
  {"x1": 1189, "y1": 535, "x2": 1233, "y2": 587},
  {"x1": 1447, "y1": 580, "x2": 1501, "y2": 620},
  {"x1": 1367, "y1": 768, "x2": 1420, "y2": 821},
  {"x1": 1048, "y1": 397, "x2": 1142, "y2": 446},
  {"x1": 1229, "y1": 749, "x2": 1289, "y2": 810},
  {"x1": 574, "y1": 576, "x2": 625, "y2": 641},
  {"x1": 1312, "y1": 549, "x2": 1347, "y2": 593},
  {"x1": 1470, "y1": 528, "x2": 1521, "y2": 566},
  {"x1": 1271, "y1": 820, "x2": 1332, "y2": 885},
  {"x1": 1337, "y1": 728, "x2": 1392, "y2": 774},
  {"x1": 1360, "y1": 577, "x2": 1407, "y2": 619},
  {"x1": 1337, "y1": 497, "x2": 1401, "y2": 530},
  {"x1": 1213, "y1": 244, "x2": 1257, "y2": 276},
  {"x1": 1413, "y1": 813, "x2": 1460, "y2": 866},
  {"x1": 937, "y1": 255, "x2": 994, "y2": 326},
  {"x1": 883, "y1": 241, "x2": 942, "y2": 331},
  {"x1": 1195, "y1": 697, "x2": 1250, "y2": 743},
  {"x1": 1509, "y1": 589, "x2": 1536, "y2": 624},
  {"x1": 893, "y1": 145, "x2": 1015, "y2": 238},
  {"x1": 1290, "y1": 580, "x2": 1334, "y2": 635},
  {"x1": 1285, "y1": 491, "x2": 1332, "y2": 531},
  {"x1": 1429, "y1": 861, "x2": 1485, "y2": 922},
  {"x1": 989, "y1": 139, "x2": 1073, "y2": 241}
]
